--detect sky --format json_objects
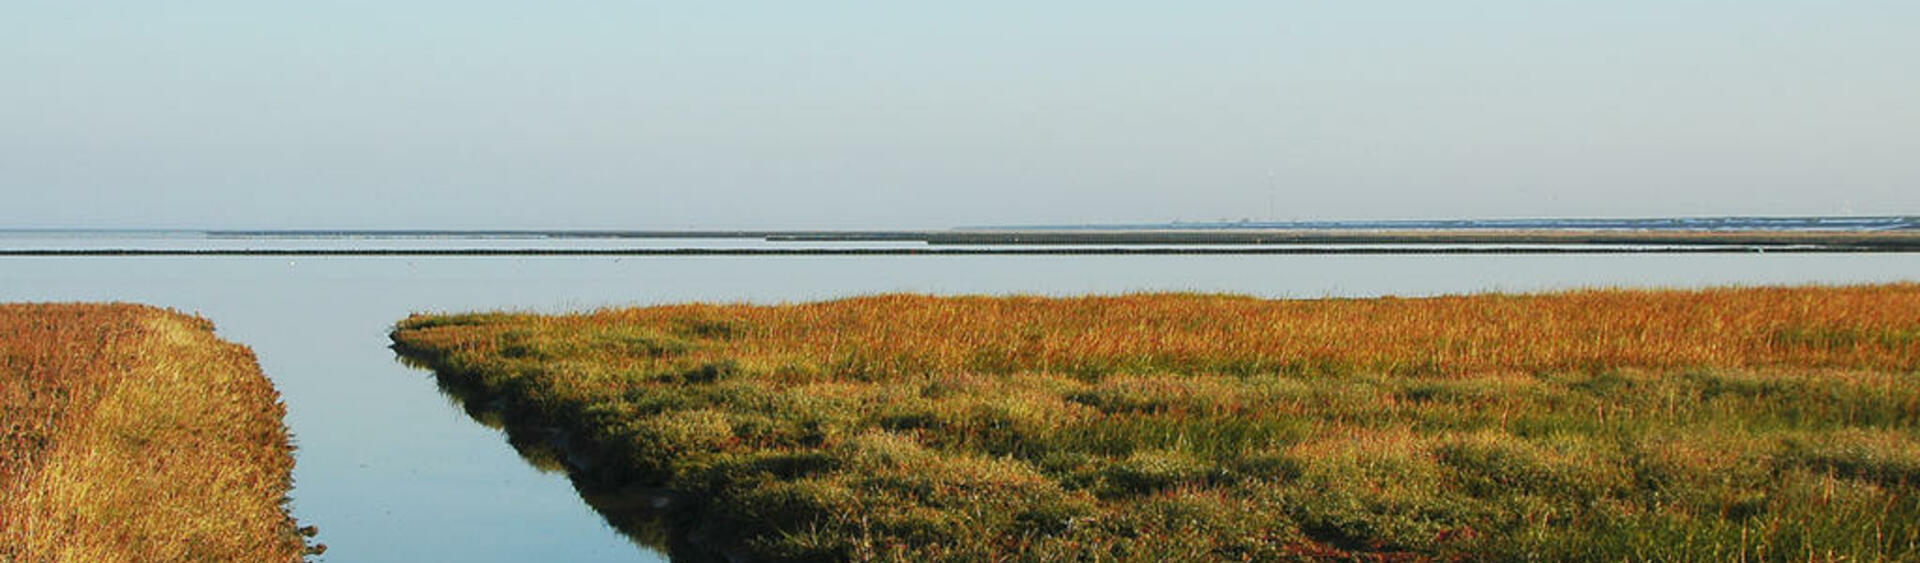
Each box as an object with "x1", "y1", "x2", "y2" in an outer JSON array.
[{"x1": 3, "y1": 1, "x2": 1916, "y2": 229}]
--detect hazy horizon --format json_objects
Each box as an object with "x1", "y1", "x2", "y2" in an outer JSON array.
[
  {"x1": 5, "y1": 2, "x2": 1916, "y2": 229},
  {"x1": 7, "y1": 214, "x2": 1920, "y2": 234}
]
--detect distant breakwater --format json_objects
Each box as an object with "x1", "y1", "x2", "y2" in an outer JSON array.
[
  {"x1": 12, "y1": 227, "x2": 1920, "y2": 255},
  {"x1": 4, "y1": 246, "x2": 1920, "y2": 257}
]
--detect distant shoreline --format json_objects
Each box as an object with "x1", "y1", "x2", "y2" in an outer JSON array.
[
  {"x1": 3, "y1": 215, "x2": 1918, "y2": 240},
  {"x1": 4, "y1": 245, "x2": 1918, "y2": 256},
  {"x1": 964, "y1": 215, "x2": 1920, "y2": 232},
  {"x1": 6, "y1": 219, "x2": 1920, "y2": 255}
]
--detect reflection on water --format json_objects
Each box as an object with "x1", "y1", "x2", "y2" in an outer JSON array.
[{"x1": 408, "y1": 354, "x2": 688, "y2": 559}]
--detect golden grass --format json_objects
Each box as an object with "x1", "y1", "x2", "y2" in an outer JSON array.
[
  {"x1": 1, "y1": 304, "x2": 312, "y2": 561},
  {"x1": 393, "y1": 283, "x2": 1920, "y2": 561}
]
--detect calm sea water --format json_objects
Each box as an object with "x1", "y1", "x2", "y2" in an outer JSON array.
[{"x1": 5, "y1": 238, "x2": 1919, "y2": 562}]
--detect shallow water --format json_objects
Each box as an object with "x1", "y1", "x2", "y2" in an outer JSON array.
[{"x1": 5, "y1": 242, "x2": 1919, "y2": 561}]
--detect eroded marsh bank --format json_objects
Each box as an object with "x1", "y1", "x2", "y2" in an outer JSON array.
[
  {"x1": 0, "y1": 304, "x2": 318, "y2": 560},
  {"x1": 392, "y1": 284, "x2": 1920, "y2": 561}
]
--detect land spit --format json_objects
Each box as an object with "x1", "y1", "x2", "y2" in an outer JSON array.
[
  {"x1": 393, "y1": 284, "x2": 1920, "y2": 561},
  {"x1": 0, "y1": 304, "x2": 317, "y2": 560}
]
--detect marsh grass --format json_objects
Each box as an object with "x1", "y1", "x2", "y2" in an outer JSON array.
[
  {"x1": 392, "y1": 284, "x2": 1920, "y2": 561},
  {"x1": 0, "y1": 304, "x2": 315, "y2": 561}
]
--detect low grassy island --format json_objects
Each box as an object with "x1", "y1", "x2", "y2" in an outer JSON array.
[
  {"x1": 392, "y1": 285, "x2": 1920, "y2": 561},
  {"x1": 1, "y1": 304, "x2": 315, "y2": 561}
]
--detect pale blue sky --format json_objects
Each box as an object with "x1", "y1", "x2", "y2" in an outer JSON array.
[{"x1": 3, "y1": 1, "x2": 1915, "y2": 228}]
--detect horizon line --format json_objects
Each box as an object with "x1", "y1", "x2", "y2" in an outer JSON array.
[{"x1": 3, "y1": 213, "x2": 1918, "y2": 235}]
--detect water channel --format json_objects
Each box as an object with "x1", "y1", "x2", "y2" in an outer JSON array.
[{"x1": 5, "y1": 236, "x2": 1918, "y2": 561}]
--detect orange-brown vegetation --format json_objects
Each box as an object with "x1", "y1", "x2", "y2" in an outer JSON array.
[
  {"x1": 394, "y1": 284, "x2": 1920, "y2": 561},
  {"x1": 584, "y1": 283, "x2": 1920, "y2": 378},
  {"x1": 1, "y1": 304, "x2": 313, "y2": 561}
]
